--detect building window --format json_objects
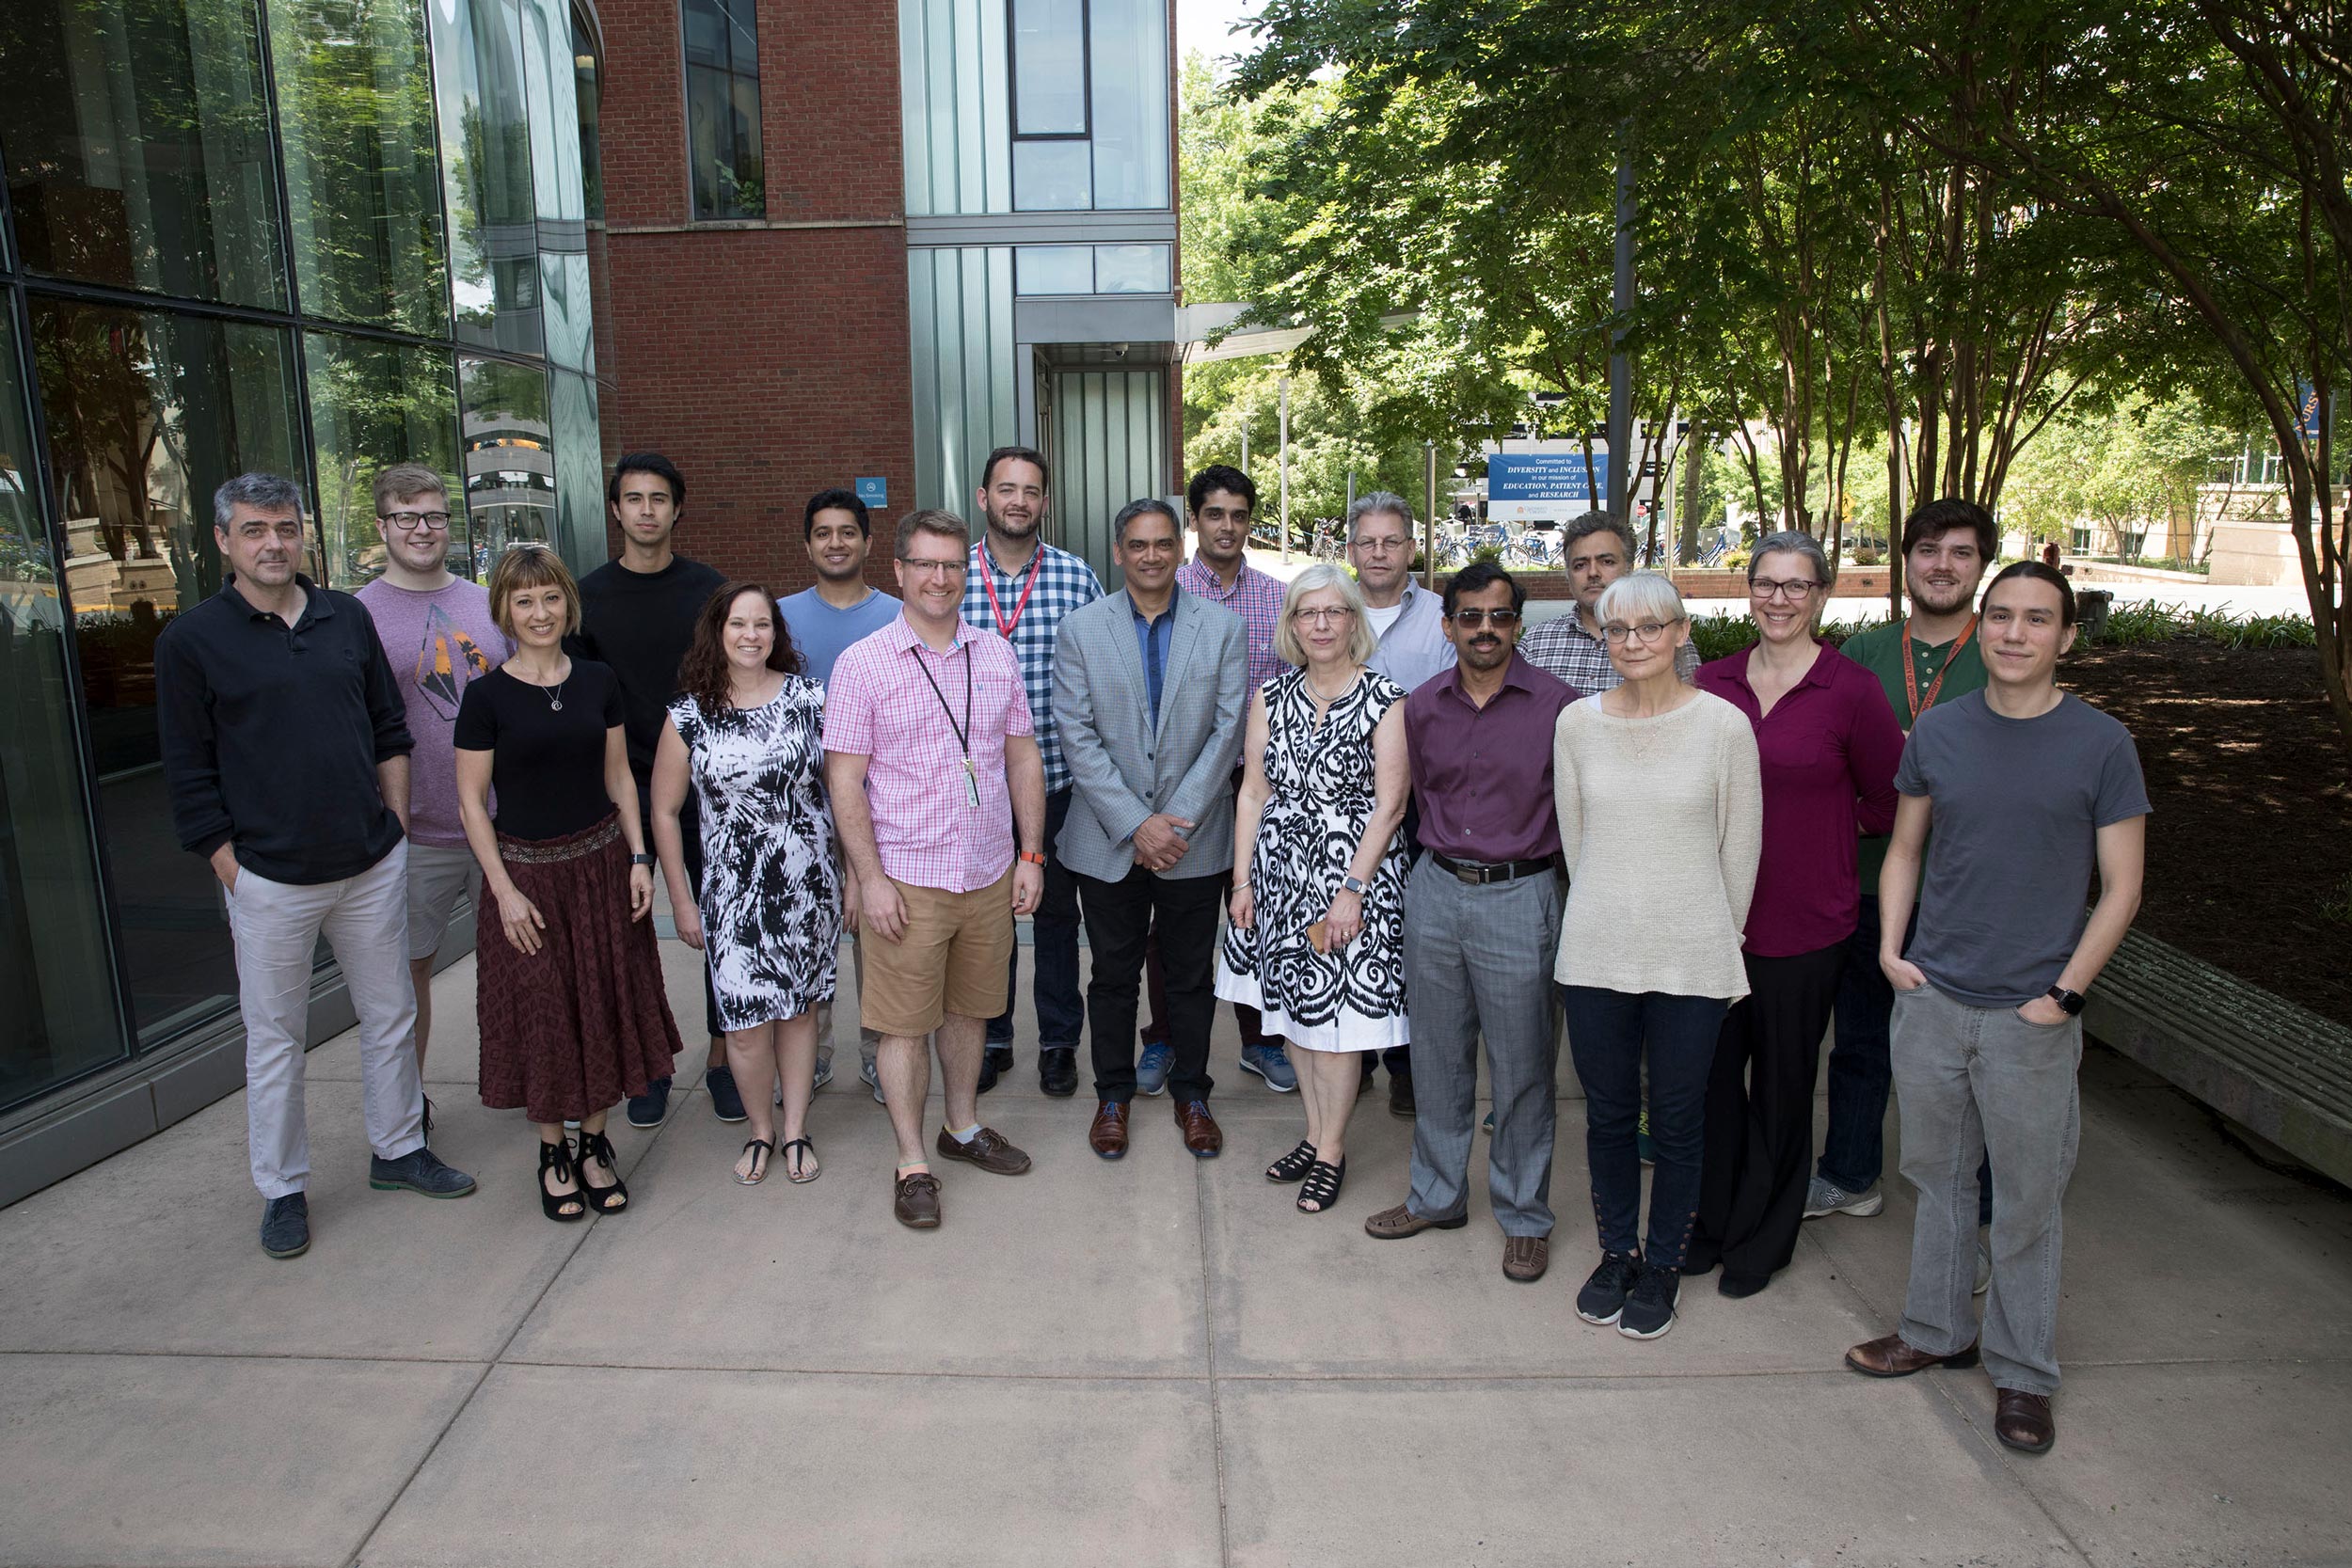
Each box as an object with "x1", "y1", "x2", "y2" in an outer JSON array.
[
  {"x1": 573, "y1": 4, "x2": 605, "y2": 219},
  {"x1": 682, "y1": 0, "x2": 765, "y2": 219},
  {"x1": 1010, "y1": 0, "x2": 1088, "y2": 135},
  {"x1": 1013, "y1": 244, "x2": 1171, "y2": 295}
]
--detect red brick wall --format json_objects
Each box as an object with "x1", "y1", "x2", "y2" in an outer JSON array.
[{"x1": 594, "y1": 0, "x2": 915, "y2": 593}]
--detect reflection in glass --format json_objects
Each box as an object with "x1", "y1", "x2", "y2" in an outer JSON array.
[
  {"x1": 1089, "y1": 0, "x2": 1168, "y2": 209},
  {"x1": 683, "y1": 0, "x2": 765, "y2": 219},
  {"x1": 1013, "y1": 139, "x2": 1091, "y2": 212},
  {"x1": 1010, "y1": 0, "x2": 1087, "y2": 135},
  {"x1": 306, "y1": 335, "x2": 464, "y2": 588},
  {"x1": 1094, "y1": 244, "x2": 1169, "y2": 293},
  {"x1": 459, "y1": 356, "x2": 554, "y2": 574},
  {"x1": 270, "y1": 0, "x2": 450, "y2": 335},
  {"x1": 429, "y1": 0, "x2": 544, "y2": 353},
  {"x1": 1015, "y1": 245, "x2": 1093, "y2": 295},
  {"x1": 0, "y1": 301, "x2": 129, "y2": 1112},
  {"x1": 572, "y1": 4, "x2": 604, "y2": 218},
  {"x1": 0, "y1": 0, "x2": 286, "y2": 307},
  {"x1": 29, "y1": 298, "x2": 303, "y2": 1043},
  {"x1": 549, "y1": 370, "x2": 602, "y2": 574}
]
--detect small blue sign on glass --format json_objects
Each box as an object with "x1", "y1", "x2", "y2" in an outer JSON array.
[{"x1": 855, "y1": 476, "x2": 888, "y2": 507}]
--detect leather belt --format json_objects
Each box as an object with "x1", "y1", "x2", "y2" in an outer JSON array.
[{"x1": 1430, "y1": 850, "x2": 1557, "y2": 886}]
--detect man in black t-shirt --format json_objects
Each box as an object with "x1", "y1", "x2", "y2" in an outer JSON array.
[{"x1": 568, "y1": 451, "x2": 729, "y2": 1128}]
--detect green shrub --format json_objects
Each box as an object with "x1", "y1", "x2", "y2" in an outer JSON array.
[
  {"x1": 2086, "y1": 600, "x2": 2317, "y2": 649},
  {"x1": 1686, "y1": 613, "x2": 1759, "y2": 661}
]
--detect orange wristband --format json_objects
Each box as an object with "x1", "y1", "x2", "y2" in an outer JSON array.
[{"x1": 1018, "y1": 850, "x2": 1046, "y2": 866}]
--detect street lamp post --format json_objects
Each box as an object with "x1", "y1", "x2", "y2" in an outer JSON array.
[
  {"x1": 1422, "y1": 440, "x2": 1438, "y2": 590},
  {"x1": 1279, "y1": 376, "x2": 1292, "y2": 564}
]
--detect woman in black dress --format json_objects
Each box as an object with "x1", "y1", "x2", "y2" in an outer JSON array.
[{"x1": 454, "y1": 545, "x2": 683, "y2": 1221}]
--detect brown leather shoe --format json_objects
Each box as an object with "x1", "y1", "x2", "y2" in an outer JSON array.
[
  {"x1": 1502, "y1": 1234, "x2": 1549, "y2": 1282},
  {"x1": 1844, "y1": 1333, "x2": 1981, "y2": 1378},
  {"x1": 1173, "y1": 1099, "x2": 1223, "y2": 1157},
  {"x1": 936, "y1": 1124, "x2": 1032, "y2": 1175},
  {"x1": 893, "y1": 1170, "x2": 941, "y2": 1228},
  {"x1": 1089, "y1": 1100, "x2": 1130, "y2": 1159},
  {"x1": 1994, "y1": 1389, "x2": 2055, "y2": 1453},
  {"x1": 1363, "y1": 1202, "x2": 1469, "y2": 1240}
]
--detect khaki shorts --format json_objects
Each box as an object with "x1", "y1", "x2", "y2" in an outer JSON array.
[
  {"x1": 404, "y1": 842, "x2": 483, "y2": 961},
  {"x1": 859, "y1": 872, "x2": 1015, "y2": 1038}
]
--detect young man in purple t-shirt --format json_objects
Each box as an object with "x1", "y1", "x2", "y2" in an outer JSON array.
[{"x1": 355, "y1": 464, "x2": 510, "y2": 1106}]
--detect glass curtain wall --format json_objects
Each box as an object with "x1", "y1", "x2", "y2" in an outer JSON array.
[{"x1": 0, "y1": 0, "x2": 603, "y2": 1116}]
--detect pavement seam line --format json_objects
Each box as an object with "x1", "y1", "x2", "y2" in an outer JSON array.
[
  {"x1": 1196, "y1": 1146, "x2": 1232, "y2": 1568},
  {"x1": 337, "y1": 1085, "x2": 694, "y2": 1568}
]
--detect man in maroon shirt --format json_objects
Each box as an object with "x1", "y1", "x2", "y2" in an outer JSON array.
[{"x1": 1362, "y1": 562, "x2": 1580, "y2": 1282}]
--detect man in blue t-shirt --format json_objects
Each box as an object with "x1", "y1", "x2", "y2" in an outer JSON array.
[
  {"x1": 780, "y1": 487, "x2": 900, "y2": 1096},
  {"x1": 1844, "y1": 562, "x2": 2150, "y2": 1460}
]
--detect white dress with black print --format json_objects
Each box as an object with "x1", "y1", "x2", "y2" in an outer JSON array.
[
  {"x1": 1216, "y1": 666, "x2": 1411, "y2": 1052},
  {"x1": 667, "y1": 679, "x2": 840, "y2": 1031}
]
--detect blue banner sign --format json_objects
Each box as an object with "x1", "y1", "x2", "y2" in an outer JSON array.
[{"x1": 1488, "y1": 452, "x2": 1607, "y2": 509}]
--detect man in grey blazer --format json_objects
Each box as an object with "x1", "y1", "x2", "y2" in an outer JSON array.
[{"x1": 1053, "y1": 499, "x2": 1248, "y2": 1160}]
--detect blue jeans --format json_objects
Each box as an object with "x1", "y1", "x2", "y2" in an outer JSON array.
[
  {"x1": 988, "y1": 784, "x2": 1084, "y2": 1052},
  {"x1": 1559, "y1": 984, "x2": 1727, "y2": 1267},
  {"x1": 1823, "y1": 897, "x2": 1991, "y2": 1225}
]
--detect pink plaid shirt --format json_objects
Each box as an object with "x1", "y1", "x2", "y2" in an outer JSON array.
[
  {"x1": 822, "y1": 611, "x2": 1033, "y2": 892},
  {"x1": 1177, "y1": 554, "x2": 1287, "y2": 694}
]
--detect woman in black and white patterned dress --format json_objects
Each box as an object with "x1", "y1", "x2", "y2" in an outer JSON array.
[
  {"x1": 652, "y1": 582, "x2": 841, "y2": 1186},
  {"x1": 1217, "y1": 562, "x2": 1410, "y2": 1214}
]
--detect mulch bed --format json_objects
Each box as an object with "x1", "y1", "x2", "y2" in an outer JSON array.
[{"x1": 2064, "y1": 640, "x2": 2352, "y2": 1029}]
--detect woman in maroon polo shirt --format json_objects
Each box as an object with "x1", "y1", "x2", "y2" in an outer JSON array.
[{"x1": 1689, "y1": 531, "x2": 1904, "y2": 1296}]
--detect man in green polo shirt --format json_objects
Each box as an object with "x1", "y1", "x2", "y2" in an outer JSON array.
[{"x1": 1809, "y1": 499, "x2": 1994, "y2": 1225}]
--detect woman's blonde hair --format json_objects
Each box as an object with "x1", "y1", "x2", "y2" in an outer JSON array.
[
  {"x1": 1274, "y1": 562, "x2": 1379, "y2": 666},
  {"x1": 487, "y1": 543, "x2": 581, "y2": 639},
  {"x1": 1594, "y1": 569, "x2": 1686, "y2": 631}
]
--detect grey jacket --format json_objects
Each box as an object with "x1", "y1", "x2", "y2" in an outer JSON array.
[
  {"x1": 1366, "y1": 578, "x2": 1458, "y2": 694},
  {"x1": 1051, "y1": 588, "x2": 1248, "y2": 881}
]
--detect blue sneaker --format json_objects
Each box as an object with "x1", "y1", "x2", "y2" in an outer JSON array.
[
  {"x1": 1239, "y1": 1042, "x2": 1297, "y2": 1093},
  {"x1": 1136, "y1": 1041, "x2": 1175, "y2": 1096},
  {"x1": 627, "y1": 1076, "x2": 672, "y2": 1130}
]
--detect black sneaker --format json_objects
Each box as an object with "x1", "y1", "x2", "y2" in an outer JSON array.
[
  {"x1": 260, "y1": 1193, "x2": 310, "y2": 1259},
  {"x1": 369, "y1": 1147, "x2": 478, "y2": 1198},
  {"x1": 706, "y1": 1064, "x2": 748, "y2": 1123},
  {"x1": 1576, "y1": 1249, "x2": 1641, "y2": 1325},
  {"x1": 977, "y1": 1045, "x2": 1013, "y2": 1095},
  {"x1": 627, "y1": 1076, "x2": 673, "y2": 1129},
  {"x1": 1618, "y1": 1261, "x2": 1681, "y2": 1340}
]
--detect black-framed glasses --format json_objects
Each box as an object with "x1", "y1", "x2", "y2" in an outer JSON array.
[
  {"x1": 380, "y1": 510, "x2": 453, "y2": 533},
  {"x1": 1448, "y1": 609, "x2": 1520, "y2": 628}
]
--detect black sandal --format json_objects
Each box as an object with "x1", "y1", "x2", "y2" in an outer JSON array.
[
  {"x1": 735, "y1": 1137, "x2": 774, "y2": 1186},
  {"x1": 780, "y1": 1136, "x2": 820, "y2": 1185},
  {"x1": 1296, "y1": 1157, "x2": 1346, "y2": 1213},
  {"x1": 538, "y1": 1139, "x2": 585, "y2": 1222},
  {"x1": 1265, "y1": 1139, "x2": 1318, "y2": 1183},
  {"x1": 577, "y1": 1128, "x2": 629, "y2": 1212}
]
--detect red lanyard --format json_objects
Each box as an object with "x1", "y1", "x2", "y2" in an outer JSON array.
[
  {"x1": 1899, "y1": 615, "x2": 1977, "y2": 724},
  {"x1": 977, "y1": 544, "x2": 1041, "y2": 639}
]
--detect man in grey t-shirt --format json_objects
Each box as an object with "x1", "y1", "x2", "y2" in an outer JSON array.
[{"x1": 1844, "y1": 562, "x2": 2150, "y2": 1460}]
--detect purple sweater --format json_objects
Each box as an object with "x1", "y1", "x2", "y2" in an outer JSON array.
[
  {"x1": 356, "y1": 576, "x2": 511, "y2": 847},
  {"x1": 1696, "y1": 642, "x2": 1903, "y2": 958}
]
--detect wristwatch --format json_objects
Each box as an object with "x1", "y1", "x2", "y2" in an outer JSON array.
[
  {"x1": 1340, "y1": 875, "x2": 1368, "y2": 895},
  {"x1": 629, "y1": 853, "x2": 656, "y2": 867},
  {"x1": 2046, "y1": 984, "x2": 2085, "y2": 1016}
]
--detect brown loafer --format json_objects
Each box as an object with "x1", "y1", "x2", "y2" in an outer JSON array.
[
  {"x1": 1502, "y1": 1234, "x2": 1549, "y2": 1282},
  {"x1": 893, "y1": 1170, "x2": 941, "y2": 1228},
  {"x1": 1174, "y1": 1099, "x2": 1223, "y2": 1158},
  {"x1": 1363, "y1": 1202, "x2": 1469, "y2": 1240},
  {"x1": 936, "y1": 1124, "x2": 1032, "y2": 1175},
  {"x1": 1845, "y1": 1333, "x2": 1981, "y2": 1378},
  {"x1": 1994, "y1": 1389, "x2": 2055, "y2": 1453},
  {"x1": 1089, "y1": 1100, "x2": 1130, "y2": 1159}
]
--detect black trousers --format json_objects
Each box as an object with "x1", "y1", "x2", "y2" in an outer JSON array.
[
  {"x1": 1077, "y1": 864, "x2": 1224, "y2": 1102},
  {"x1": 1690, "y1": 942, "x2": 1847, "y2": 1287}
]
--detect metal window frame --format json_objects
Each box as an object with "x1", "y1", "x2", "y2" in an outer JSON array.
[{"x1": 1007, "y1": 0, "x2": 1090, "y2": 141}]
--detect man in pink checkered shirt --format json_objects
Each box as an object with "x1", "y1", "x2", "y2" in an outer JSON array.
[{"x1": 824, "y1": 509, "x2": 1046, "y2": 1230}]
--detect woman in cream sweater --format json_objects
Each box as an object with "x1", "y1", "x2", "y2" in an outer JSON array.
[{"x1": 1552, "y1": 571, "x2": 1762, "y2": 1342}]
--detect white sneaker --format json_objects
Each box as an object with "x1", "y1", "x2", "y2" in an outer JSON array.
[
  {"x1": 812, "y1": 1056, "x2": 834, "y2": 1091},
  {"x1": 1804, "y1": 1176, "x2": 1884, "y2": 1219}
]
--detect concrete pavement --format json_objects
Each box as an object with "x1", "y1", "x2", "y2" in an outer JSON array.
[{"x1": 2, "y1": 939, "x2": 2347, "y2": 1567}]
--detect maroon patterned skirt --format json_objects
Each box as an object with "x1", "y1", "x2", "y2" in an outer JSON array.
[{"x1": 476, "y1": 813, "x2": 684, "y2": 1123}]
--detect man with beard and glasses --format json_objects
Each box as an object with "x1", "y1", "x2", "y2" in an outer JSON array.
[
  {"x1": 961, "y1": 446, "x2": 1102, "y2": 1097},
  {"x1": 1520, "y1": 511, "x2": 1701, "y2": 692},
  {"x1": 1807, "y1": 500, "x2": 1996, "y2": 1263},
  {"x1": 782, "y1": 487, "x2": 901, "y2": 1101},
  {"x1": 1363, "y1": 562, "x2": 1579, "y2": 1282}
]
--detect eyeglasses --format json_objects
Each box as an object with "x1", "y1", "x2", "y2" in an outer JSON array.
[
  {"x1": 1601, "y1": 619, "x2": 1682, "y2": 644},
  {"x1": 380, "y1": 510, "x2": 452, "y2": 533},
  {"x1": 1750, "y1": 578, "x2": 1821, "y2": 601},
  {"x1": 1448, "y1": 609, "x2": 1521, "y2": 628},
  {"x1": 898, "y1": 557, "x2": 967, "y2": 577},
  {"x1": 1291, "y1": 605, "x2": 1357, "y2": 625}
]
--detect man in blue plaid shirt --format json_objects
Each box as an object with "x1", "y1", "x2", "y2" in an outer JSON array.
[{"x1": 962, "y1": 446, "x2": 1104, "y2": 1096}]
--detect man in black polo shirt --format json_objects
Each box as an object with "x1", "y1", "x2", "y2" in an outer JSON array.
[{"x1": 156, "y1": 473, "x2": 475, "y2": 1262}]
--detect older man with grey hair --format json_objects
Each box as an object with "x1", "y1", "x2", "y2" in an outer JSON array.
[
  {"x1": 1349, "y1": 492, "x2": 1455, "y2": 694},
  {"x1": 1521, "y1": 511, "x2": 1701, "y2": 691},
  {"x1": 156, "y1": 473, "x2": 474, "y2": 1262}
]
